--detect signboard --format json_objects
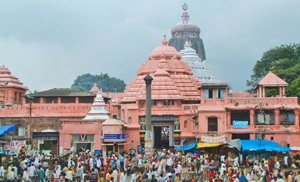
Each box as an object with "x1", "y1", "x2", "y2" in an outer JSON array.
[
  {"x1": 32, "y1": 132, "x2": 59, "y2": 140},
  {"x1": 233, "y1": 121, "x2": 249, "y2": 129},
  {"x1": 103, "y1": 134, "x2": 129, "y2": 142},
  {"x1": 3, "y1": 140, "x2": 25, "y2": 151},
  {"x1": 174, "y1": 145, "x2": 182, "y2": 151},
  {"x1": 201, "y1": 134, "x2": 226, "y2": 143}
]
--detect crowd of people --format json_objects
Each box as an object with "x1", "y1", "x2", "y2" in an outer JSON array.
[{"x1": 0, "y1": 146, "x2": 299, "y2": 182}]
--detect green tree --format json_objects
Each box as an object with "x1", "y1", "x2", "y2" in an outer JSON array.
[
  {"x1": 71, "y1": 73, "x2": 126, "y2": 92},
  {"x1": 247, "y1": 44, "x2": 300, "y2": 97}
]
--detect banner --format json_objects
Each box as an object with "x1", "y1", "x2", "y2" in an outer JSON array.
[
  {"x1": 233, "y1": 121, "x2": 249, "y2": 129},
  {"x1": 201, "y1": 134, "x2": 226, "y2": 143},
  {"x1": 3, "y1": 140, "x2": 25, "y2": 151}
]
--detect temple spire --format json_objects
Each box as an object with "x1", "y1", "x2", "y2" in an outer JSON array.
[{"x1": 181, "y1": 3, "x2": 190, "y2": 24}]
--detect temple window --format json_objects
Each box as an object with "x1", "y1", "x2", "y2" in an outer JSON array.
[
  {"x1": 171, "y1": 100, "x2": 175, "y2": 105},
  {"x1": 208, "y1": 117, "x2": 218, "y2": 131},
  {"x1": 279, "y1": 110, "x2": 295, "y2": 125},
  {"x1": 205, "y1": 89, "x2": 213, "y2": 99},
  {"x1": 216, "y1": 89, "x2": 224, "y2": 99},
  {"x1": 231, "y1": 110, "x2": 250, "y2": 125},
  {"x1": 43, "y1": 97, "x2": 57, "y2": 104},
  {"x1": 184, "y1": 120, "x2": 188, "y2": 128},
  {"x1": 255, "y1": 110, "x2": 275, "y2": 125},
  {"x1": 79, "y1": 97, "x2": 94, "y2": 104},
  {"x1": 61, "y1": 97, "x2": 76, "y2": 103}
]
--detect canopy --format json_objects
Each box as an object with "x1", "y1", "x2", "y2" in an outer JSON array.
[
  {"x1": 290, "y1": 147, "x2": 300, "y2": 151},
  {"x1": 181, "y1": 142, "x2": 196, "y2": 151},
  {"x1": 0, "y1": 125, "x2": 16, "y2": 137},
  {"x1": 197, "y1": 143, "x2": 222, "y2": 148},
  {"x1": 223, "y1": 139, "x2": 241, "y2": 151},
  {"x1": 241, "y1": 139, "x2": 291, "y2": 152}
]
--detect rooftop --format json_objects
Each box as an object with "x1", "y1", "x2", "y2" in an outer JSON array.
[
  {"x1": 28, "y1": 88, "x2": 96, "y2": 97},
  {"x1": 257, "y1": 71, "x2": 288, "y2": 87}
]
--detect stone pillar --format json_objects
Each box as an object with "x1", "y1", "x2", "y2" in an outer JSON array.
[
  {"x1": 144, "y1": 74, "x2": 153, "y2": 151},
  {"x1": 275, "y1": 109, "x2": 280, "y2": 125},
  {"x1": 40, "y1": 97, "x2": 44, "y2": 104},
  {"x1": 262, "y1": 86, "x2": 265, "y2": 98},
  {"x1": 226, "y1": 111, "x2": 231, "y2": 127},
  {"x1": 283, "y1": 87, "x2": 286, "y2": 96},
  {"x1": 250, "y1": 109, "x2": 255, "y2": 125},
  {"x1": 144, "y1": 74, "x2": 153, "y2": 131},
  {"x1": 75, "y1": 97, "x2": 79, "y2": 104}
]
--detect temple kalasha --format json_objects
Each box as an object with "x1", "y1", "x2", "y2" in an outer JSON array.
[{"x1": 0, "y1": 4, "x2": 299, "y2": 156}]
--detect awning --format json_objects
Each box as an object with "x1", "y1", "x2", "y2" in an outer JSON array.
[
  {"x1": 0, "y1": 125, "x2": 16, "y2": 137},
  {"x1": 290, "y1": 147, "x2": 300, "y2": 151},
  {"x1": 181, "y1": 142, "x2": 196, "y2": 151},
  {"x1": 241, "y1": 139, "x2": 291, "y2": 152},
  {"x1": 223, "y1": 139, "x2": 241, "y2": 151},
  {"x1": 197, "y1": 143, "x2": 222, "y2": 148}
]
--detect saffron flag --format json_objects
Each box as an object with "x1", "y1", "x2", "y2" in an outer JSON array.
[{"x1": 100, "y1": 73, "x2": 104, "y2": 77}]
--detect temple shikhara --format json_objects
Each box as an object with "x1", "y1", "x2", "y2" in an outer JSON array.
[{"x1": 0, "y1": 4, "x2": 299, "y2": 157}]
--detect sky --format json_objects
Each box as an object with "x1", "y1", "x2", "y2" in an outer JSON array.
[{"x1": 1, "y1": 0, "x2": 300, "y2": 92}]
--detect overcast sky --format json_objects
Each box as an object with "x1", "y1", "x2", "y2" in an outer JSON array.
[{"x1": 1, "y1": 0, "x2": 299, "y2": 92}]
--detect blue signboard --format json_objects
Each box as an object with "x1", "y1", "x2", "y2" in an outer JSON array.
[
  {"x1": 233, "y1": 121, "x2": 248, "y2": 129},
  {"x1": 104, "y1": 134, "x2": 129, "y2": 140}
]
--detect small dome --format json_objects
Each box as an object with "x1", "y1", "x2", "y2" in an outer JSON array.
[
  {"x1": 90, "y1": 83, "x2": 99, "y2": 94},
  {"x1": 148, "y1": 36, "x2": 181, "y2": 60},
  {"x1": 0, "y1": 65, "x2": 11, "y2": 74}
]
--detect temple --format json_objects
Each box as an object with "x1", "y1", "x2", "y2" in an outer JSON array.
[
  {"x1": 168, "y1": 3, "x2": 206, "y2": 61},
  {"x1": 180, "y1": 41, "x2": 218, "y2": 83},
  {"x1": 0, "y1": 65, "x2": 27, "y2": 107},
  {"x1": 0, "y1": 4, "x2": 300, "y2": 156}
]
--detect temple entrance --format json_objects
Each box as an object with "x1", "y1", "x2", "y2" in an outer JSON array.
[
  {"x1": 76, "y1": 143, "x2": 91, "y2": 153},
  {"x1": 153, "y1": 126, "x2": 170, "y2": 149}
]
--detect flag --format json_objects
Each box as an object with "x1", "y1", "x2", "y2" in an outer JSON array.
[{"x1": 100, "y1": 73, "x2": 104, "y2": 77}]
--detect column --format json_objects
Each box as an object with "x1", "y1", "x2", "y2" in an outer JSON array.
[
  {"x1": 40, "y1": 97, "x2": 44, "y2": 104},
  {"x1": 250, "y1": 109, "x2": 255, "y2": 125},
  {"x1": 295, "y1": 110, "x2": 299, "y2": 126},
  {"x1": 226, "y1": 111, "x2": 231, "y2": 127},
  {"x1": 275, "y1": 109, "x2": 280, "y2": 125},
  {"x1": 279, "y1": 87, "x2": 282, "y2": 97},
  {"x1": 75, "y1": 97, "x2": 79, "y2": 104},
  {"x1": 283, "y1": 87, "x2": 286, "y2": 96},
  {"x1": 144, "y1": 74, "x2": 153, "y2": 151},
  {"x1": 262, "y1": 86, "x2": 265, "y2": 98},
  {"x1": 57, "y1": 97, "x2": 61, "y2": 104}
]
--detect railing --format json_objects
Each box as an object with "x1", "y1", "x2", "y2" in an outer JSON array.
[
  {"x1": 63, "y1": 120, "x2": 103, "y2": 124},
  {"x1": 229, "y1": 97, "x2": 298, "y2": 105}
]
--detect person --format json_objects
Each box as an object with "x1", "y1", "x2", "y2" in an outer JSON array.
[
  {"x1": 28, "y1": 164, "x2": 36, "y2": 180},
  {"x1": 297, "y1": 171, "x2": 300, "y2": 182},
  {"x1": 287, "y1": 171, "x2": 293, "y2": 182},
  {"x1": 113, "y1": 168, "x2": 118, "y2": 182},
  {"x1": 37, "y1": 166, "x2": 45, "y2": 182},
  {"x1": 22, "y1": 167, "x2": 30, "y2": 182},
  {"x1": 120, "y1": 170, "x2": 127, "y2": 182},
  {"x1": 77, "y1": 165, "x2": 83, "y2": 181},
  {"x1": 275, "y1": 175, "x2": 285, "y2": 182},
  {"x1": 7, "y1": 168, "x2": 15, "y2": 182},
  {"x1": 150, "y1": 174, "x2": 157, "y2": 182},
  {"x1": 45, "y1": 167, "x2": 50, "y2": 182},
  {"x1": 167, "y1": 175, "x2": 173, "y2": 182},
  {"x1": 158, "y1": 174, "x2": 165, "y2": 182},
  {"x1": 131, "y1": 171, "x2": 137, "y2": 182},
  {"x1": 66, "y1": 168, "x2": 73, "y2": 181},
  {"x1": 239, "y1": 172, "x2": 248, "y2": 182},
  {"x1": 233, "y1": 174, "x2": 239, "y2": 182}
]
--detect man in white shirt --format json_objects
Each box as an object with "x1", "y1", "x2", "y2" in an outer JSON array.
[
  {"x1": 166, "y1": 157, "x2": 173, "y2": 172},
  {"x1": 7, "y1": 168, "x2": 15, "y2": 182},
  {"x1": 28, "y1": 164, "x2": 36, "y2": 179}
]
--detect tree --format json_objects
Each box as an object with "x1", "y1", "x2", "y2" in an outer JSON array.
[
  {"x1": 71, "y1": 73, "x2": 126, "y2": 92},
  {"x1": 247, "y1": 44, "x2": 300, "y2": 97}
]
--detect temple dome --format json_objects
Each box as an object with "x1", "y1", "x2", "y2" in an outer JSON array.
[
  {"x1": 122, "y1": 37, "x2": 201, "y2": 103},
  {"x1": 0, "y1": 65, "x2": 27, "y2": 90},
  {"x1": 148, "y1": 37, "x2": 181, "y2": 60},
  {"x1": 171, "y1": 24, "x2": 200, "y2": 34},
  {"x1": 90, "y1": 83, "x2": 99, "y2": 94}
]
